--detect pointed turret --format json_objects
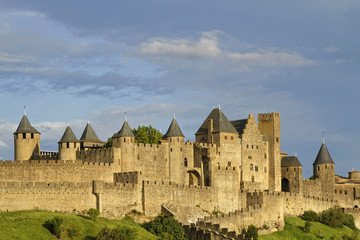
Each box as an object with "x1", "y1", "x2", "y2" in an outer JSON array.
[
  {"x1": 312, "y1": 140, "x2": 335, "y2": 198},
  {"x1": 79, "y1": 122, "x2": 105, "y2": 149},
  {"x1": 113, "y1": 121, "x2": 135, "y2": 138},
  {"x1": 14, "y1": 112, "x2": 41, "y2": 161},
  {"x1": 164, "y1": 117, "x2": 184, "y2": 138},
  {"x1": 195, "y1": 108, "x2": 238, "y2": 144},
  {"x1": 58, "y1": 125, "x2": 79, "y2": 161},
  {"x1": 313, "y1": 142, "x2": 335, "y2": 165},
  {"x1": 59, "y1": 126, "x2": 78, "y2": 143},
  {"x1": 14, "y1": 114, "x2": 40, "y2": 134}
]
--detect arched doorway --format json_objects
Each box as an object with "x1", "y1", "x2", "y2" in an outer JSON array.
[
  {"x1": 187, "y1": 170, "x2": 201, "y2": 186},
  {"x1": 281, "y1": 178, "x2": 290, "y2": 192}
]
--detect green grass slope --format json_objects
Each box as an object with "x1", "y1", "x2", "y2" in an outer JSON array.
[
  {"x1": 0, "y1": 210, "x2": 158, "y2": 240},
  {"x1": 260, "y1": 217, "x2": 359, "y2": 240}
]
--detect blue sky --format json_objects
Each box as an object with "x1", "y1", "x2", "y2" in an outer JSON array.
[{"x1": 0, "y1": 1, "x2": 359, "y2": 178}]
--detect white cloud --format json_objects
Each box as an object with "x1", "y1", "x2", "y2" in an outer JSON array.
[
  {"x1": 139, "y1": 30, "x2": 222, "y2": 58},
  {"x1": 0, "y1": 140, "x2": 7, "y2": 148},
  {"x1": 335, "y1": 57, "x2": 357, "y2": 64},
  {"x1": 138, "y1": 30, "x2": 315, "y2": 67},
  {"x1": 324, "y1": 45, "x2": 340, "y2": 53}
]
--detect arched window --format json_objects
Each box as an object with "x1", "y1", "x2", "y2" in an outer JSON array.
[{"x1": 184, "y1": 158, "x2": 188, "y2": 167}]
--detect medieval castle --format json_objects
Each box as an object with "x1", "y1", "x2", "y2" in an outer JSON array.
[{"x1": 1, "y1": 108, "x2": 360, "y2": 239}]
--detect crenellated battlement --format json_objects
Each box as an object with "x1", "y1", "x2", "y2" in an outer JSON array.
[
  {"x1": 195, "y1": 142, "x2": 216, "y2": 148},
  {"x1": 143, "y1": 180, "x2": 212, "y2": 191},
  {"x1": 77, "y1": 147, "x2": 113, "y2": 163},
  {"x1": 258, "y1": 112, "x2": 280, "y2": 119},
  {"x1": 114, "y1": 171, "x2": 141, "y2": 184},
  {"x1": 0, "y1": 159, "x2": 113, "y2": 168}
]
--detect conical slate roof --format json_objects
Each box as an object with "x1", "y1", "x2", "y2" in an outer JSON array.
[
  {"x1": 80, "y1": 123, "x2": 101, "y2": 142},
  {"x1": 313, "y1": 142, "x2": 335, "y2": 165},
  {"x1": 14, "y1": 114, "x2": 40, "y2": 134},
  {"x1": 59, "y1": 126, "x2": 79, "y2": 143},
  {"x1": 195, "y1": 108, "x2": 238, "y2": 135},
  {"x1": 281, "y1": 156, "x2": 303, "y2": 167},
  {"x1": 163, "y1": 118, "x2": 184, "y2": 138},
  {"x1": 113, "y1": 121, "x2": 134, "y2": 138}
]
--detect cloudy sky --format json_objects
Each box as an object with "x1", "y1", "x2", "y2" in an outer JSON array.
[{"x1": 0, "y1": 1, "x2": 359, "y2": 177}]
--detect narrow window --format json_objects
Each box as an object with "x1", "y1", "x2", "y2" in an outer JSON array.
[
  {"x1": 124, "y1": 138, "x2": 126, "y2": 143},
  {"x1": 256, "y1": 145, "x2": 258, "y2": 149},
  {"x1": 225, "y1": 136, "x2": 228, "y2": 140},
  {"x1": 345, "y1": 191, "x2": 347, "y2": 195},
  {"x1": 247, "y1": 144, "x2": 249, "y2": 149},
  {"x1": 335, "y1": 190, "x2": 337, "y2": 193},
  {"x1": 252, "y1": 176, "x2": 255, "y2": 182},
  {"x1": 287, "y1": 168, "x2": 289, "y2": 172},
  {"x1": 184, "y1": 158, "x2": 188, "y2": 167},
  {"x1": 318, "y1": 166, "x2": 320, "y2": 171},
  {"x1": 340, "y1": 190, "x2": 342, "y2": 194},
  {"x1": 170, "y1": 148, "x2": 172, "y2": 152},
  {"x1": 231, "y1": 136, "x2": 234, "y2": 140},
  {"x1": 276, "y1": 137, "x2": 279, "y2": 143},
  {"x1": 74, "y1": 142, "x2": 76, "y2": 148},
  {"x1": 67, "y1": 142, "x2": 69, "y2": 148},
  {"x1": 138, "y1": 155, "x2": 140, "y2": 160},
  {"x1": 131, "y1": 138, "x2": 133, "y2": 143},
  {"x1": 251, "y1": 145, "x2": 254, "y2": 149},
  {"x1": 250, "y1": 164, "x2": 253, "y2": 171},
  {"x1": 23, "y1": 133, "x2": 26, "y2": 139},
  {"x1": 264, "y1": 153, "x2": 267, "y2": 159},
  {"x1": 31, "y1": 133, "x2": 34, "y2": 139},
  {"x1": 228, "y1": 161, "x2": 231, "y2": 167},
  {"x1": 325, "y1": 165, "x2": 327, "y2": 169},
  {"x1": 255, "y1": 166, "x2": 258, "y2": 172}
]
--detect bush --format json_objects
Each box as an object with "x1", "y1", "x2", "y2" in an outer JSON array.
[
  {"x1": 303, "y1": 221, "x2": 311, "y2": 233},
  {"x1": 96, "y1": 226, "x2": 137, "y2": 240},
  {"x1": 245, "y1": 224, "x2": 258, "y2": 240},
  {"x1": 66, "y1": 224, "x2": 82, "y2": 239},
  {"x1": 87, "y1": 208, "x2": 100, "y2": 221},
  {"x1": 320, "y1": 207, "x2": 344, "y2": 228},
  {"x1": 301, "y1": 210, "x2": 319, "y2": 222},
  {"x1": 343, "y1": 213, "x2": 357, "y2": 230},
  {"x1": 45, "y1": 216, "x2": 63, "y2": 238},
  {"x1": 143, "y1": 215, "x2": 186, "y2": 240}
]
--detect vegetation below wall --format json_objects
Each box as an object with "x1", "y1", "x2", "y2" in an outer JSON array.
[
  {"x1": 260, "y1": 217, "x2": 360, "y2": 240},
  {"x1": 0, "y1": 210, "x2": 158, "y2": 240}
]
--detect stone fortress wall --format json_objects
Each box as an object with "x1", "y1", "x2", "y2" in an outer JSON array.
[{"x1": 1, "y1": 108, "x2": 360, "y2": 239}]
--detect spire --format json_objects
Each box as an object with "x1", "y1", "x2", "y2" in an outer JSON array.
[
  {"x1": 322, "y1": 131, "x2": 325, "y2": 144},
  {"x1": 24, "y1": 106, "x2": 26, "y2": 116},
  {"x1": 59, "y1": 125, "x2": 78, "y2": 143},
  {"x1": 313, "y1": 141, "x2": 335, "y2": 165},
  {"x1": 195, "y1": 108, "x2": 238, "y2": 135},
  {"x1": 14, "y1": 113, "x2": 40, "y2": 134},
  {"x1": 80, "y1": 122, "x2": 101, "y2": 142},
  {"x1": 113, "y1": 120, "x2": 134, "y2": 137},
  {"x1": 164, "y1": 117, "x2": 184, "y2": 138}
]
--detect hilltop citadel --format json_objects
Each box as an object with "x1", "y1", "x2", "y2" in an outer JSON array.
[{"x1": 1, "y1": 108, "x2": 360, "y2": 239}]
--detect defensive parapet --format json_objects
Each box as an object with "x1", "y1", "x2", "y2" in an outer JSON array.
[
  {"x1": 113, "y1": 171, "x2": 141, "y2": 184},
  {"x1": 77, "y1": 147, "x2": 113, "y2": 163}
]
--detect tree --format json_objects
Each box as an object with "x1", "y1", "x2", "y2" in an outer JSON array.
[
  {"x1": 142, "y1": 215, "x2": 186, "y2": 240},
  {"x1": 133, "y1": 125, "x2": 162, "y2": 144},
  {"x1": 103, "y1": 137, "x2": 113, "y2": 148}
]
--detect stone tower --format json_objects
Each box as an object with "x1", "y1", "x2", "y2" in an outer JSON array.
[
  {"x1": 112, "y1": 119, "x2": 135, "y2": 171},
  {"x1": 79, "y1": 122, "x2": 105, "y2": 149},
  {"x1": 58, "y1": 125, "x2": 80, "y2": 161},
  {"x1": 163, "y1": 117, "x2": 185, "y2": 184},
  {"x1": 258, "y1": 113, "x2": 281, "y2": 192},
  {"x1": 14, "y1": 113, "x2": 40, "y2": 161},
  {"x1": 281, "y1": 155, "x2": 303, "y2": 193},
  {"x1": 313, "y1": 140, "x2": 335, "y2": 199}
]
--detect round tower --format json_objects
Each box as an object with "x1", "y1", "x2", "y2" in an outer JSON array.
[
  {"x1": 163, "y1": 116, "x2": 185, "y2": 184},
  {"x1": 313, "y1": 139, "x2": 335, "y2": 198},
  {"x1": 14, "y1": 112, "x2": 41, "y2": 161},
  {"x1": 58, "y1": 124, "x2": 80, "y2": 161},
  {"x1": 112, "y1": 118, "x2": 135, "y2": 171}
]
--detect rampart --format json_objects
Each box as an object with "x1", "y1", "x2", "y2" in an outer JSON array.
[
  {"x1": 0, "y1": 160, "x2": 115, "y2": 182},
  {"x1": 77, "y1": 148, "x2": 113, "y2": 163},
  {"x1": 0, "y1": 181, "x2": 96, "y2": 213}
]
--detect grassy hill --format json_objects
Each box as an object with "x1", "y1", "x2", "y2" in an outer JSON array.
[
  {"x1": 260, "y1": 217, "x2": 359, "y2": 240},
  {"x1": 0, "y1": 210, "x2": 158, "y2": 240}
]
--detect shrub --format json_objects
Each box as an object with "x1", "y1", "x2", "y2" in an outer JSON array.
[
  {"x1": 320, "y1": 207, "x2": 344, "y2": 228},
  {"x1": 301, "y1": 210, "x2": 319, "y2": 222},
  {"x1": 303, "y1": 221, "x2": 311, "y2": 233},
  {"x1": 96, "y1": 226, "x2": 137, "y2": 240},
  {"x1": 45, "y1": 216, "x2": 63, "y2": 238},
  {"x1": 245, "y1": 224, "x2": 258, "y2": 240},
  {"x1": 87, "y1": 208, "x2": 100, "y2": 221},
  {"x1": 66, "y1": 224, "x2": 82, "y2": 239},
  {"x1": 343, "y1": 213, "x2": 357, "y2": 230},
  {"x1": 143, "y1": 215, "x2": 186, "y2": 240}
]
